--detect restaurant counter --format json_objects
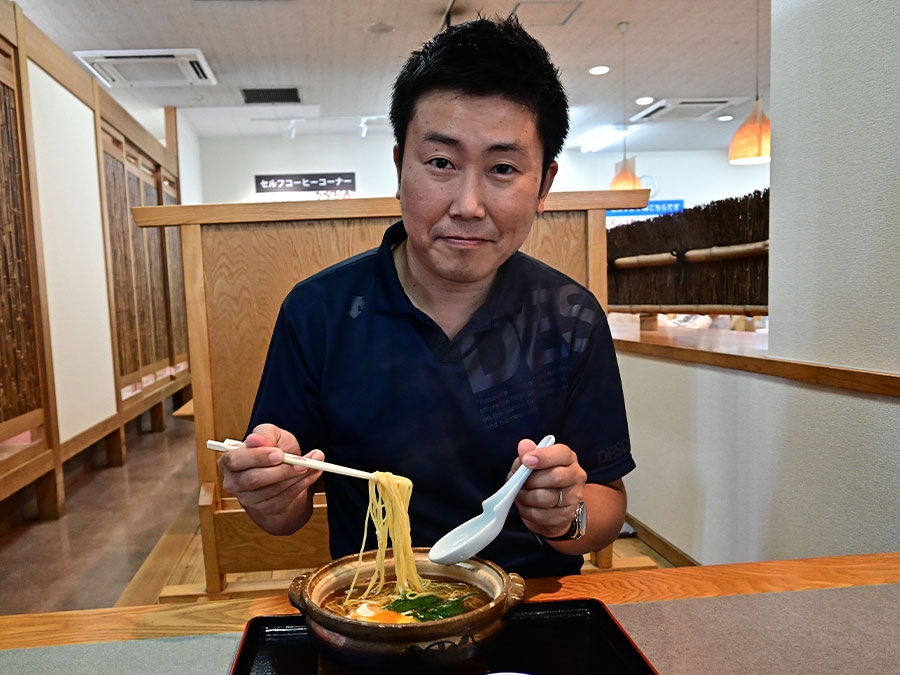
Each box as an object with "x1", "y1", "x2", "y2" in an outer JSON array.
[{"x1": 1, "y1": 552, "x2": 898, "y2": 674}]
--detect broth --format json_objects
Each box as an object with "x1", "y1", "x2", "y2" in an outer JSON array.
[{"x1": 322, "y1": 576, "x2": 491, "y2": 624}]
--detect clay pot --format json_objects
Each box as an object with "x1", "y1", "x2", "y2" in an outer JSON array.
[{"x1": 288, "y1": 547, "x2": 525, "y2": 673}]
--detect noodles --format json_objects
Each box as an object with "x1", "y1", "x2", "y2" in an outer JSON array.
[
  {"x1": 348, "y1": 471, "x2": 425, "y2": 600},
  {"x1": 325, "y1": 471, "x2": 488, "y2": 623}
]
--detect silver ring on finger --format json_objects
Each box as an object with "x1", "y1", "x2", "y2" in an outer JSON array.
[{"x1": 555, "y1": 488, "x2": 564, "y2": 508}]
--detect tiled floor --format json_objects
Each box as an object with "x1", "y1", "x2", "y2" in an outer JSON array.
[{"x1": 0, "y1": 406, "x2": 197, "y2": 615}]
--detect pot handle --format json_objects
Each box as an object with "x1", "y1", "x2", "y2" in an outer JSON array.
[
  {"x1": 287, "y1": 572, "x2": 311, "y2": 612},
  {"x1": 504, "y1": 573, "x2": 526, "y2": 612}
]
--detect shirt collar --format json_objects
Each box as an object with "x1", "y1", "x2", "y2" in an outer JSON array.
[{"x1": 374, "y1": 220, "x2": 524, "y2": 329}]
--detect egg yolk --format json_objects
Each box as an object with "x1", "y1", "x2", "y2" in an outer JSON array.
[{"x1": 349, "y1": 603, "x2": 419, "y2": 624}]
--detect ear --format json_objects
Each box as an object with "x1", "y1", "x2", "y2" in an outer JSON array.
[
  {"x1": 393, "y1": 145, "x2": 402, "y2": 200},
  {"x1": 536, "y1": 162, "x2": 559, "y2": 214}
]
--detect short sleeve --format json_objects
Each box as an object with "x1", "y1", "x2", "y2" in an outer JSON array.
[
  {"x1": 246, "y1": 288, "x2": 330, "y2": 453},
  {"x1": 558, "y1": 312, "x2": 634, "y2": 485}
]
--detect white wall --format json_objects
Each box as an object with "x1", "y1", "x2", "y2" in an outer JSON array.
[
  {"x1": 199, "y1": 132, "x2": 397, "y2": 204},
  {"x1": 27, "y1": 61, "x2": 118, "y2": 443},
  {"x1": 555, "y1": 148, "x2": 769, "y2": 208},
  {"x1": 621, "y1": 356, "x2": 900, "y2": 564},
  {"x1": 176, "y1": 110, "x2": 204, "y2": 205},
  {"x1": 621, "y1": 0, "x2": 900, "y2": 565},
  {"x1": 767, "y1": 0, "x2": 900, "y2": 372},
  {"x1": 198, "y1": 132, "x2": 768, "y2": 207}
]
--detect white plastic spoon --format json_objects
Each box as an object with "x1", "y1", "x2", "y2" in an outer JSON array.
[{"x1": 428, "y1": 434, "x2": 555, "y2": 565}]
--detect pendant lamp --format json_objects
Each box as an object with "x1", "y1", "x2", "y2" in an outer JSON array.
[
  {"x1": 729, "y1": 0, "x2": 771, "y2": 165},
  {"x1": 609, "y1": 22, "x2": 641, "y2": 190},
  {"x1": 609, "y1": 157, "x2": 641, "y2": 189}
]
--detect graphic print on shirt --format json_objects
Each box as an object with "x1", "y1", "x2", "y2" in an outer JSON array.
[{"x1": 461, "y1": 283, "x2": 597, "y2": 430}]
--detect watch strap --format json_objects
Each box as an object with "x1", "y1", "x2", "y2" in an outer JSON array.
[{"x1": 544, "y1": 500, "x2": 586, "y2": 541}]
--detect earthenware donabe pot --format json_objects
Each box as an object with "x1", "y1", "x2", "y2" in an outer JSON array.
[{"x1": 288, "y1": 547, "x2": 526, "y2": 672}]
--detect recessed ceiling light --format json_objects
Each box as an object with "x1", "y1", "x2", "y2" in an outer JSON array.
[
  {"x1": 717, "y1": 114, "x2": 735, "y2": 122},
  {"x1": 588, "y1": 65, "x2": 610, "y2": 75},
  {"x1": 635, "y1": 96, "x2": 654, "y2": 106}
]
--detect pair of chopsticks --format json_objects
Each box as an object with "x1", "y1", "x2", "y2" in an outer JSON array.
[{"x1": 207, "y1": 439, "x2": 374, "y2": 480}]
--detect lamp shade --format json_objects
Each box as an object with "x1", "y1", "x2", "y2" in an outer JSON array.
[
  {"x1": 728, "y1": 98, "x2": 771, "y2": 165},
  {"x1": 609, "y1": 156, "x2": 641, "y2": 190}
]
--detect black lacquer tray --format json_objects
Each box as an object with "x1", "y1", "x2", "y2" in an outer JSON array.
[{"x1": 229, "y1": 599, "x2": 657, "y2": 674}]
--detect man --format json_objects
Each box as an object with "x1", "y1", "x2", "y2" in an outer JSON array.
[{"x1": 220, "y1": 16, "x2": 633, "y2": 578}]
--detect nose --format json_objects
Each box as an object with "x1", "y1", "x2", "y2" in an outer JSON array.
[{"x1": 449, "y1": 171, "x2": 486, "y2": 220}]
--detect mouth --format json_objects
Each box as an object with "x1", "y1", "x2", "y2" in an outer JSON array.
[{"x1": 438, "y1": 235, "x2": 493, "y2": 248}]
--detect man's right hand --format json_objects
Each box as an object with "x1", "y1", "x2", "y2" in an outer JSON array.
[{"x1": 219, "y1": 423, "x2": 324, "y2": 535}]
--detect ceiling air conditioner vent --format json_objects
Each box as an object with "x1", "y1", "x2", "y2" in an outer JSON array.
[
  {"x1": 241, "y1": 87, "x2": 301, "y2": 104},
  {"x1": 74, "y1": 48, "x2": 217, "y2": 88},
  {"x1": 629, "y1": 97, "x2": 749, "y2": 123}
]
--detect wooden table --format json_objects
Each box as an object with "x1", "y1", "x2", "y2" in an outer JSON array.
[{"x1": 1, "y1": 552, "x2": 897, "y2": 650}]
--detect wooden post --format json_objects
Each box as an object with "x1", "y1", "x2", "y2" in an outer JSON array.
[
  {"x1": 149, "y1": 401, "x2": 166, "y2": 432},
  {"x1": 199, "y1": 482, "x2": 225, "y2": 593},
  {"x1": 591, "y1": 542, "x2": 614, "y2": 570},
  {"x1": 104, "y1": 425, "x2": 126, "y2": 466},
  {"x1": 639, "y1": 313, "x2": 658, "y2": 331},
  {"x1": 172, "y1": 383, "x2": 192, "y2": 409},
  {"x1": 586, "y1": 208, "x2": 608, "y2": 309},
  {"x1": 35, "y1": 465, "x2": 64, "y2": 519}
]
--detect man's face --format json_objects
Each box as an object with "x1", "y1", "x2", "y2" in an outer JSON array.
[{"x1": 394, "y1": 90, "x2": 557, "y2": 288}]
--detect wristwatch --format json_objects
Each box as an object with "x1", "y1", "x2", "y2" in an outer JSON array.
[{"x1": 545, "y1": 500, "x2": 586, "y2": 541}]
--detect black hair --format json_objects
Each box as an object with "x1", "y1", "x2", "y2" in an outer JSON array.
[{"x1": 390, "y1": 16, "x2": 569, "y2": 181}]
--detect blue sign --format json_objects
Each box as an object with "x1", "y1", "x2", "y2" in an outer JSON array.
[{"x1": 608, "y1": 200, "x2": 684, "y2": 217}]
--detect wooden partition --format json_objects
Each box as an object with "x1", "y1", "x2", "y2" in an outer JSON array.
[
  {"x1": 0, "y1": 3, "x2": 189, "y2": 525},
  {"x1": 135, "y1": 190, "x2": 649, "y2": 595},
  {"x1": 0, "y1": 26, "x2": 59, "y2": 517}
]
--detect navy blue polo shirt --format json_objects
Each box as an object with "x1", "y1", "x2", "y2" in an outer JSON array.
[{"x1": 248, "y1": 221, "x2": 633, "y2": 578}]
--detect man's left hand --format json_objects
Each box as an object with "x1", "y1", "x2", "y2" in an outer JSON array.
[{"x1": 507, "y1": 438, "x2": 587, "y2": 538}]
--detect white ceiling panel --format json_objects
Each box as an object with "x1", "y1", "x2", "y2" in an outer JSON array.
[{"x1": 15, "y1": 0, "x2": 771, "y2": 150}]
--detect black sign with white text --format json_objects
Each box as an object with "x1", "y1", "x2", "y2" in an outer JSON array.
[{"x1": 255, "y1": 173, "x2": 356, "y2": 193}]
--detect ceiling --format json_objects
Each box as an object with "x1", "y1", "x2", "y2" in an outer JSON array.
[{"x1": 14, "y1": 0, "x2": 770, "y2": 152}]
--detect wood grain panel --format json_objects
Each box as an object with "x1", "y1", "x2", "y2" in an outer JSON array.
[
  {"x1": 0, "y1": 36, "x2": 14, "y2": 87},
  {"x1": 142, "y1": 179, "x2": 169, "y2": 365},
  {"x1": 102, "y1": 151, "x2": 141, "y2": 377},
  {"x1": 0, "y1": 552, "x2": 896, "y2": 649},
  {"x1": 613, "y1": 328, "x2": 900, "y2": 399},
  {"x1": 0, "y1": 442, "x2": 52, "y2": 498},
  {"x1": 520, "y1": 210, "x2": 587, "y2": 286},
  {"x1": 126, "y1": 170, "x2": 154, "y2": 369},
  {"x1": 0, "y1": 434, "x2": 44, "y2": 475},
  {"x1": 203, "y1": 218, "x2": 391, "y2": 441},
  {"x1": 145, "y1": 226, "x2": 170, "y2": 364},
  {"x1": 0, "y1": 5, "x2": 15, "y2": 46},
  {"x1": 134, "y1": 191, "x2": 650, "y2": 228},
  {"x1": 21, "y1": 16, "x2": 92, "y2": 108},
  {"x1": 0, "y1": 407, "x2": 42, "y2": 442},
  {"x1": 0, "y1": 80, "x2": 41, "y2": 422},
  {"x1": 165, "y1": 225, "x2": 188, "y2": 359},
  {"x1": 214, "y1": 505, "x2": 332, "y2": 573}
]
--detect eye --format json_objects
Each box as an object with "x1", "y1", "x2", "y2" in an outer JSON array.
[
  {"x1": 492, "y1": 163, "x2": 516, "y2": 175},
  {"x1": 428, "y1": 157, "x2": 453, "y2": 170}
]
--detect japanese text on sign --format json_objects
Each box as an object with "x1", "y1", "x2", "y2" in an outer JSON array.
[
  {"x1": 607, "y1": 200, "x2": 684, "y2": 217},
  {"x1": 255, "y1": 173, "x2": 356, "y2": 193},
  {"x1": 606, "y1": 199, "x2": 684, "y2": 229}
]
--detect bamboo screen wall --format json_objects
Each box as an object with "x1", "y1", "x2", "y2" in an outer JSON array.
[
  {"x1": 101, "y1": 127, "x2": 188, "y2": 402},
  {"x1": 102, "y1": 148, "x2": 141, "y2": 383},
  {"x1": 142, "y1": 175, "x2": 169, "y2": 375},
  {"x1": 162, "y1": 188, "x2": 188, "y2": 368},
  {"x1": 103, "y1": 132, "x2": 166, "y2": 398},
  {"x1": 0, "y1": 79, "x2": 41, "y2": 425}
]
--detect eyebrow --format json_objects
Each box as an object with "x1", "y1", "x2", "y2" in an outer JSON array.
[{"x1": 422, "y1": 132, "x2": 527, "y2": 155}]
